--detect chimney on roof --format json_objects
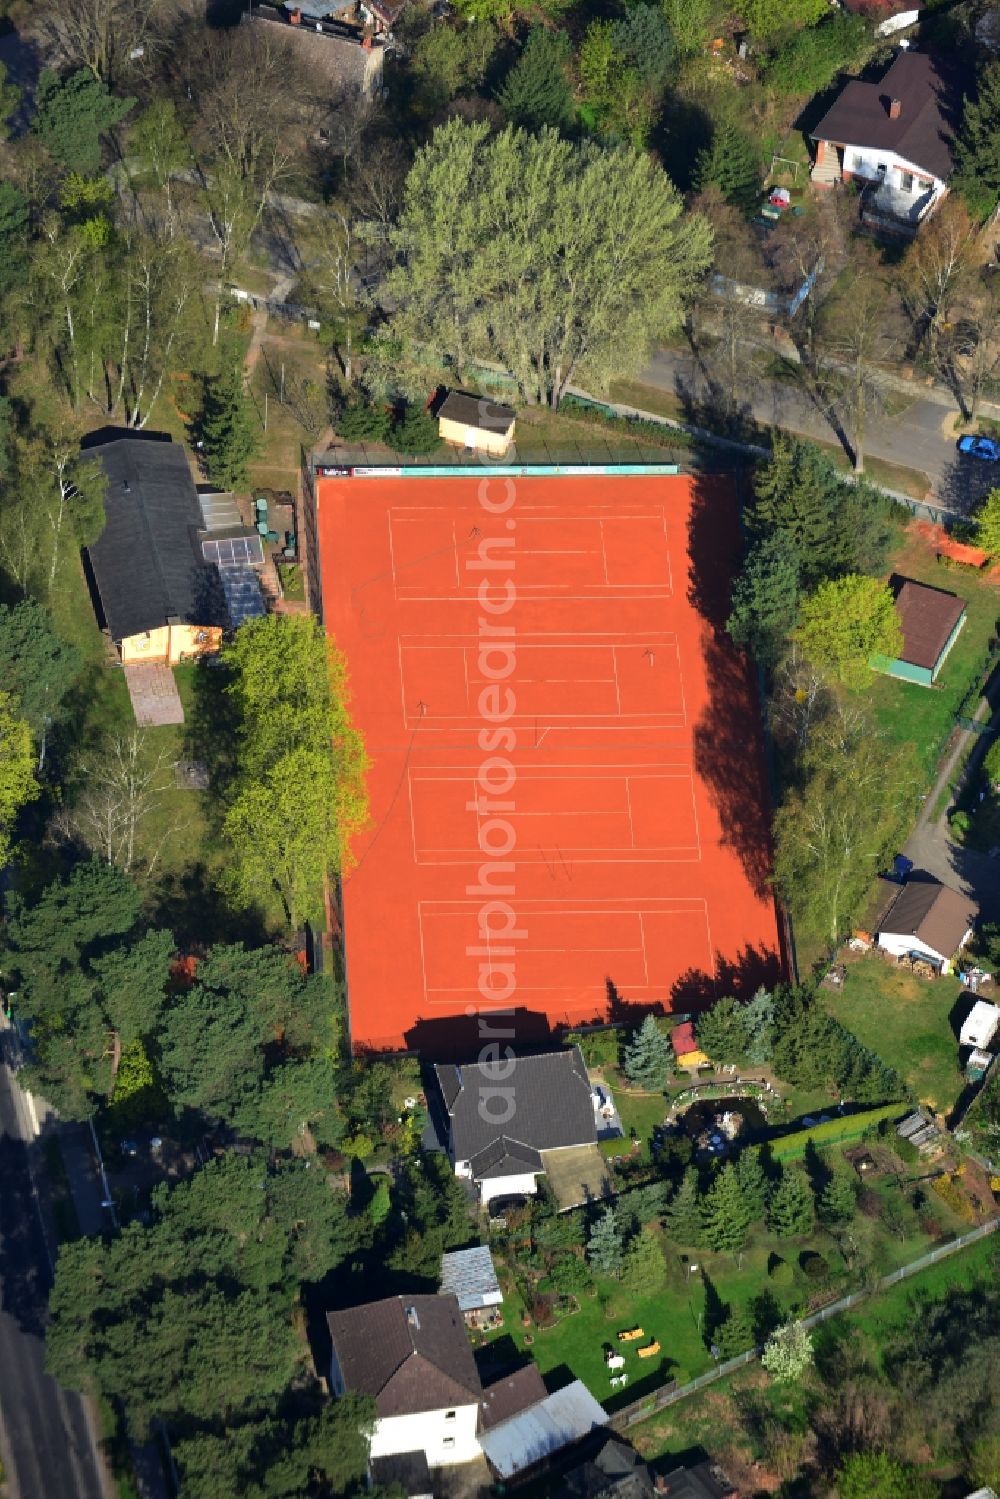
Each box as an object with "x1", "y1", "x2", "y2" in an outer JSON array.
[
  {"x1": 888, "y1": 96, "x2": 902, "y2": 119},
  {"x1": 404, "y1": 1305, "x2": 420, "y2": 1329}
]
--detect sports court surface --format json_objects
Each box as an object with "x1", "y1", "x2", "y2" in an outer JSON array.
[{"x1": 317, "y1": 467, "x2": 782, "y2": 1053}]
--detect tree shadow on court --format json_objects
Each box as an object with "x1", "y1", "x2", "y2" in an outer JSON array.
[
  {"x1": 669, "y1": 943, "x2": 785, "y2": 1009},
  {"x1": 604, "y1": 978, "x2": 664, "y2": 1030},
  {"x1": 403, "y1": 1007, "x2": 556, "y2": 1062},
  {"x1": 686, "y1": 474, "x2": 777, "y2": 912}
]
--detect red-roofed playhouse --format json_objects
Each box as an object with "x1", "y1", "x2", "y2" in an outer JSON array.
[{"x1": 312, "y1": 462, "x2": 784, "y2": 1054}]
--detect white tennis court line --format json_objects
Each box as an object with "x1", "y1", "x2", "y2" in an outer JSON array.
[
  {"x1": 406, "y1": 765, "x2": 703, "y2": 864},
  {"x1": 638, "y1": 913, "x2": 649, "y2": 985},
  {"x1": 398, "y1": 638, "x2": 687, "y2": 729},
  {"x1": 416, "y1": 898, "x2": 711, "y2": 999},
  {"x1": 389, "y1": 504, "x2": 675, "y2": 600},
  {"x1": 624, "y1": 777, "x2": 635, "y2": 850}
]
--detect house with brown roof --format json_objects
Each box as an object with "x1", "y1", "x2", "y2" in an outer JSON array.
[
  {"x1": 327, "y1": 1294, "x2": 483, "y2": 1467},
  {"x1": 872, "y1": 578, "x2": 967, "y2": 686},
  {"x1": 810, "y1": 50, "x2": 963, "y2": 231},
  {"x1": 327, "y1": 1290, "x2": 597, "y2": 1477},
  {"x1": 877, "y1": 875, "x2": 976, "y2": 972}
]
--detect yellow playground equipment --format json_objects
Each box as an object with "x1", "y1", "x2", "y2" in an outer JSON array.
[
  {"x1": 636, "y1": 1340, "x2": 661, "y2": 1359},
  {"x1": 617, "y1": 1327, "x2": 644, "y2": 1342}
]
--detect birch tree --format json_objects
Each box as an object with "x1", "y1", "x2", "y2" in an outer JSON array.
[
  {"x1": 900, "y1": 196, "x2": 978, "y2": 361},
  {"x1": 773, "y1": 707, "x2": 919, "y2": 947},
  {"x1": 817, "y1": 259, "x2": 893, "y2": 474},
  {"x1": 64, "y1": 731, "x2": 177, "y2": 874},
  {"x1": 298, "y1": 210, "x2": 365, "y2": 383},
  {"x1": 387, "y1": 120, "x2": 712, "y2": 407}
]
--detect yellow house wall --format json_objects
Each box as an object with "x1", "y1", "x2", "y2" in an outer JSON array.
[
  {"x1": 438, "y1": 416, "x2": 514, "y2": 456},
  {"x1": 119, "y1": 624, "x2": 222, "y2": 664}
]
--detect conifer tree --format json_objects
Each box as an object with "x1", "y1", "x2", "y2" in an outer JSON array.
[
  {"x1": 702, "y1": 1163, "x2": 752, "y2": 1253},
  {"x1": 693, "y1": 117, "x2": 760, "y2": 212},
  {"x1": 621, "y1": 1224, "x2": 665, "y2": 1296},
  {"x1": 201, "y1": 356, "x2": 260, "y2": 491},
  {"x1": 818, "y1": 1171, "x2": 856, "y2": 1227},
  {"x1": 736, "y1": 1147, "x2": 769, "y2": 1221},
  {"x1": 954, "y1": 62, "x2": 1000, "y2": 221},
  {"x1": 587, "y1": 1206, "x2": 624, "y2": 1278},
  {"x1": 767, "y1": 1169, "x2": 814, "y2": 1237},
  {"x1": 623, "y1": 1013, "x2": 671, "y2": 1088},
  {"x1": 664, "y1": 1167, "x2": 704, "y2": 1247},
  {"x1": 497, "y1": 29, "x2": 574, "y2": 133},
  {"x1": 713, "y1": 1303, "x2": 755, "y2": 1358}
]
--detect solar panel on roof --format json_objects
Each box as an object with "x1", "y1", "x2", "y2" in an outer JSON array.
[
  {"x1": 220, "y1": 567, "x2": 267, "y2": 628},
  {"x1": 202, "y1": 535, "x2": 265, "y2": 569},
  {"x1": 199, "y1": 494, "x2": 243, "y2": 531}
]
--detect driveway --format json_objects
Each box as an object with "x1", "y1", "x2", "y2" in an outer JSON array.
[{"x1": 903, "y1": 687, "x2": 1000, "y2": 925}]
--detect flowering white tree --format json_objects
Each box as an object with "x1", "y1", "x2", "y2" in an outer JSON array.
[{"x1": 761, "y1": 1321, "x2": 814, "y2": 1384}]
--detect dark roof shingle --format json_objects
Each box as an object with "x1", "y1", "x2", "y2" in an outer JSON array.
[
  {"x1": 438, "y1": 390, "x2": 516, "y2": 433},
  {"x1": 327, "y1": 1294, "x2": 482, "y2": 1417},
  {"x1": 85, "y1": 436, "x2": 225, "y2": 641},
  {"x1": 480, "y1": 1365, "x2": 548, "y2": 1430},
  {"x1": 811, "y1": 51, "x2": 963, "y2": 182},
  {"x1": 893, "y1": 579, "x2": 966, "y2": 670},
  {"x1": 435, "y1": 1049, "x2": 596, "y2": 1170}
]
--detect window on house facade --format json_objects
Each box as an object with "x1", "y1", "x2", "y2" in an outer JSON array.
[
  {"x1": 876, "y1": 162, "x2": 887, "y2": 177},
  {"x1": 445, "y1": 1411, "x2": 456, "y2": 1420},
  {"x1": 900, "y1": 171, "x2": 914, "y2": 193},
  {"x1": 442, "y1": 1437, "x2": 456, "y2": 1449}
]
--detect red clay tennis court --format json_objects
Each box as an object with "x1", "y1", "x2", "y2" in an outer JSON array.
[{"x1": 316, "y1": 466, "x2": 783, "y2": 1053}]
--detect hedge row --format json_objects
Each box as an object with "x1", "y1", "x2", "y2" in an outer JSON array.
[
  {"x1": 768, "y1": 1102, "x2": 906, "y2": 1161},
  {"x1": 558, "y1": 396, "x2": 699, "y2": 451}
]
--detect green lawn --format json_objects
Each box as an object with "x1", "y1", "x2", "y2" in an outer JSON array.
[
  {"x1": 626, "y1": 1230, "x2": 999, "y2": 1469},
  {"x1": 868, "y1": 529, "x2": 1000, "y2": 778},
  {"x1": 490, "y1": 1235, "x2": 804, "y2": 1402},
  {"x1": 823, "y1": 953, "x2": 964, "y2": 1116},
  {"x1": 488, "y1": 1172, "x2": 968, "y2": 1412}
]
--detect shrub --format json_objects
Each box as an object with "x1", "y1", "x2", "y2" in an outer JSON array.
[
  {"x1": 799, "y1": 1250, "x2": 828, "y2": 1280},
  {"x1": 765, "y1": 12, "x2": 869, "y2": 97},
  {"x1": 530, "y1": 1294, "x2": 556, "y2": 1327},
  {"x1": 391, "y1": 405, "x2": 441, "y2": 455},
  {"x1": 949, "y1": 808, "x2": 972, "y2": 841},
  {"x1": 566, "y1": 1027, "x2": 620, "y2": 1070},
  {"x1": 337, "y1": 399, "x2": 392, "y2": 443},
  {"x1": 769, "y1": 1257, "x2": 794, "y2": 1285},
  {"x1": 931, "y1": 1172, "x2": 977, "y2": 1224}
]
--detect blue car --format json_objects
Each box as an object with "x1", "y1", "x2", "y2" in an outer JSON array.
[{"x1": 958, "y1": 434, "x2": 1000, "y2": 461}]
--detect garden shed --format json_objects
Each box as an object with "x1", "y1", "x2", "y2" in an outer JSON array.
[
  {"x1": 437, "y1": 390, "x2": 516, "y2": 456},
  {"x1": 438, "y1": 1245, "x2": 503, "y2": 1315},
  {"x1": 876, "y1": 876, "x2": 976, "y2": 973},
  {"x1": 671, "y1": 1021, "x2": 709, "y2": 1069},
  {"x1": 872, "y1": 578, "x2": 967, "y2": 686}
]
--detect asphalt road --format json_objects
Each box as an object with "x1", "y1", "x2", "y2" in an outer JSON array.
[
  {"x1": 0, "y1": 1043, "x2": 112, "y2": 1499},
  {"x1": 637, "y1": 346, "x2": 1000, "y2": 513}
]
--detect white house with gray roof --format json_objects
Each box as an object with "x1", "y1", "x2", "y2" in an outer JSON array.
[{"x1": 433, "y1": 1048, "x2": 601, "y2": 1208}]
